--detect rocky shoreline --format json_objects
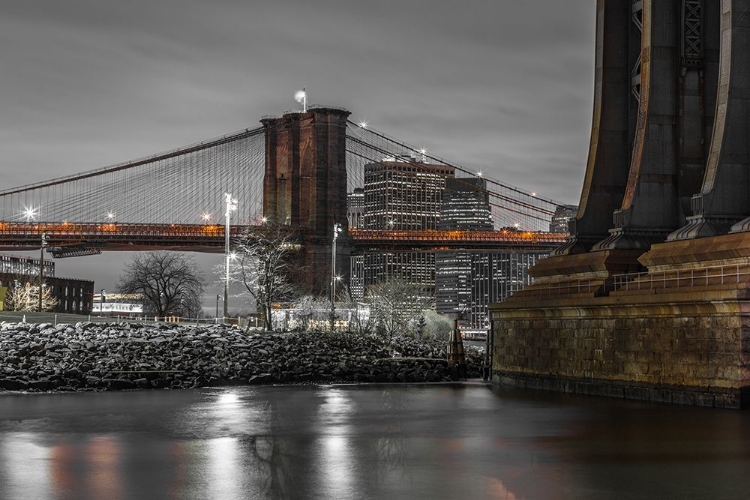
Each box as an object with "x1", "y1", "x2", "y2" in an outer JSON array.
[{"x1": 0, "y1": 322, "x2": 484, "y2": 392}]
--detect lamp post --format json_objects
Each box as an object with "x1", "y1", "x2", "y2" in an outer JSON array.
[
  {"x1": 330, "y1": 223, "x2": 342, "y2": 331},
  {"x1": 38, "y1": 232, "x2": 47, "y2": 312},
  {"x1": 215, "y1": 294, "x2": 220, "y2": 322},
  {"x1": 223, "y1": 193, "x2": 238, "y2": 321}
]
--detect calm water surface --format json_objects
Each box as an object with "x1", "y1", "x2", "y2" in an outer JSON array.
[{"x1": 1, "y1": 384, "x2": 749, "y2": 500}]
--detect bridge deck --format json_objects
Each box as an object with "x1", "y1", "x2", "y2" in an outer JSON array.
[{"x1": 0, "y1": 222, "x2": 566, "y2": 252}]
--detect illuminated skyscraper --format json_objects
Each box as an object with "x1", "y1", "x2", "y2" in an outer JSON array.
[
  {"x1": 347, "y1": 188, "x2": 365, "y2": 229},
  {"x1": 438, "y1": 178, "x2": 493, "y2": 231},
  {"x1": 550, "y1": 204, "x2": 578, "y2": 234},
  {"x1": 363, "y1": 157, "x2": 454, "y2": 230}
]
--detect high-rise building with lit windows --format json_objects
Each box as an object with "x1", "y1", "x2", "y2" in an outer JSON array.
[
  {"x1": 468, "y1": 250, "x2": 547, "y2": 328},
  {"x1": 351, "y1": 157, "x2": 549, "y2": 328},
  {"x1": 550, "y1": 204, "x2": 578, "y2": 233},
  {"x1": 357, "y1": 250, "x2": 436, "y2": 305},
  {"x1": 438, "y1": 178, "x2": 493, "y2": 231},
  {"x1": 363, "y1": 157, "x2": 454, "y2": 230},
  {"x1": 435, "y1": 251, "x2": 472, "y2": 314},
  {"x1": 435, "y1": 249, "x2": 548, "y2": 329},
  {"x1": 347, "y1": 188, "x2": 365, "y2": 229}
]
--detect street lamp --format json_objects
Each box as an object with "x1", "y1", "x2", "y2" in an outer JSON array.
[
  {"x1": 224, "y1": 193, "x2": 238, "y2": 321},
  {"x1": 331, "y1": 223, "x2": 342, "y2": 303},
  {"x1": 38, "y1": 232, "x2": 47, "y2": 312},
  {"x1": 330, "y1": 223, "x2": 342, "y2": 331}
]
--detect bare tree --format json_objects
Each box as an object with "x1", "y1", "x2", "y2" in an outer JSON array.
[
  {"x1": 335, "y1": 285, "x2": 372, "y2": 335},
  {"x1": 117, "y1": 251, "x2": 205, "y2": 317},
  {"x1": 4, "y1": 276, "x2": 58, "y2": 312},
  {"x1": 229, "y1": 226, "x2": 300, "y2": 331},
  {"x1": 366, "y1": 278, "x2": 431, "y2": 341}
]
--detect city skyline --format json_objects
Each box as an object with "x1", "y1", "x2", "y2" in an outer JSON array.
[{"x1": 0, "y1": 0, "x2": 595, "y2": 298}]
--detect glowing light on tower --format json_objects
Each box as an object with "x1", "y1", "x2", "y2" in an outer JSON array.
[{"x1": 294, "y1": 88, "x2": 307, "y2": 112}]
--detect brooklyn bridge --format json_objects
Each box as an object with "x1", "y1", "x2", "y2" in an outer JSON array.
[{"x1": 0, "y1": 106, "x2": 566, "y2": 306}]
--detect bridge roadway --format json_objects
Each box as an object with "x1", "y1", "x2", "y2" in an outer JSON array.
[{"x1": 0, "y1": 222, "x2": 566, "y2": 254}]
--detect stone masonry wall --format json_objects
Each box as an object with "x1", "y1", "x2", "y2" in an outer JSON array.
[{"x1": 491, "y1": 299, "x2": 750, "y2": 408}]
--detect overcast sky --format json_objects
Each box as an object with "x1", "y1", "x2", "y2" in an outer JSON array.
[{"x1": 0, "y1": 0, "x2": 596, "y2": 309}]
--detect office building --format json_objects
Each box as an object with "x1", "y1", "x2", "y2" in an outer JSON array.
[
  {"x1": 363, "y1": 157, "x2": 454, "y2": 230},
  {"x1": 438, "y1": 177, "x2": 493, "y2": 231},
  {"x1": 358, "y1": 250, "x2": 436, "y2": 305},
  {"x1": 347, "y1": 188, "x2": 365, "y2": 229},
  {"x1": 435, "y1": 249, "x2": 548, "y2": 329},
  {"x1": 550, "y1": 204, "x2": 578, "y2": 234},
  {"x1": 435, "y1": 251, "x2": 472, "y2": 314},
  {"x1": 0, "y1": 253, "x2": 94, "y2": 313}
]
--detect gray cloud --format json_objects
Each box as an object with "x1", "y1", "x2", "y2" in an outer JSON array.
[{"x1": 0, "y1": 0, "x2": 596, "y2": 298}]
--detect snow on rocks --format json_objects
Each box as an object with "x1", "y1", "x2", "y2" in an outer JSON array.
[{"x1": 0, "y1": 322, "x2": 483, "y2": 392}]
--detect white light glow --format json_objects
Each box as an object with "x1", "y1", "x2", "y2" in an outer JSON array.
[
  {"x1": 22, "y1": 206, "x2": 38, "y2": 221},
  {"x1": 202, "y1": 212, "x2": 212, "y2": 222},
  {"x1": 107, "y1": 212, "x2": 115, "y2": 220},
  {"x1": 358, "y1": 121, "x2": 368, "y2": 129},
  {"x1": 477, "y1": 171, "x2": 484, "y2": 178},
  {"x1": 531, "y1": 192, "x2": 537, "y2": 197}
]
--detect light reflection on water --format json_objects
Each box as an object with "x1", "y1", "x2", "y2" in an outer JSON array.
[
  {"x1": 1, "y1": 385, "x2": 750, "y2": 499},
  {"x1": 2, "y1": 433, "x2": 52, "y2": 500}
]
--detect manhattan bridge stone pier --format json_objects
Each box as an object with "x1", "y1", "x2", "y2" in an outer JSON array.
[{"x1": 491, "y1": 0, "x2": 750, "y2": 408}]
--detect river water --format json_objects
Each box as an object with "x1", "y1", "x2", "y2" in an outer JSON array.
[{"x1": 1, "y1": 384, "x2": 749, "y2": 500}]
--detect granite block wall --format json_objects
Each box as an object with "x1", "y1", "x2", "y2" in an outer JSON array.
[{"x1": 491, "y1": 299, "x2": 750, "y2": 408}]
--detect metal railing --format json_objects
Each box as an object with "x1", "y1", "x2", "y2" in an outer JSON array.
[
  {"x1": 612, "y1": 263, "x2": 750, "y2": 292},
  {"x1": 509, "y1": 278, "x2": 603, "y2": 298},
  {"x1": 349, "y1": 228, "x2": 567, "y2": 245}
]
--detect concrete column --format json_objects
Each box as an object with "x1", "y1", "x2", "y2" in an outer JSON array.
[
  {"x1": 555, "y1": 0, "x2": 632, "y2": 255},
  {"x1": 671, "y1": 0, "x2": 750, "y2": 238},
  {"x1": 593, "y1": 0, "x2": 705, "y2": 250}
]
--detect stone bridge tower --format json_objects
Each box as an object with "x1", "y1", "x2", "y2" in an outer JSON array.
[
  {"x1": 492, "y1": 0, "x2": 750, "y2": 409},
  {"x1": 531, "y1": 0, "x2": 750, "y2": 285},
  {"x1": 261, "y1": 107, "x2": 351, "y2": 296}
]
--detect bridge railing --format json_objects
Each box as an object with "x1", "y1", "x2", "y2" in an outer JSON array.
[
  {"x1": 612, "y1": 264, "x2": 750, "y2": 292},
  {"x1": 0, "y1": 222, "x2": 266, "y2": 240},
  {"x1": 508, "y1": 278, "x2": 605, "y2": 298},
  {"x1": 349, "y1": 229, "x2": 568, "y2": 244}
]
